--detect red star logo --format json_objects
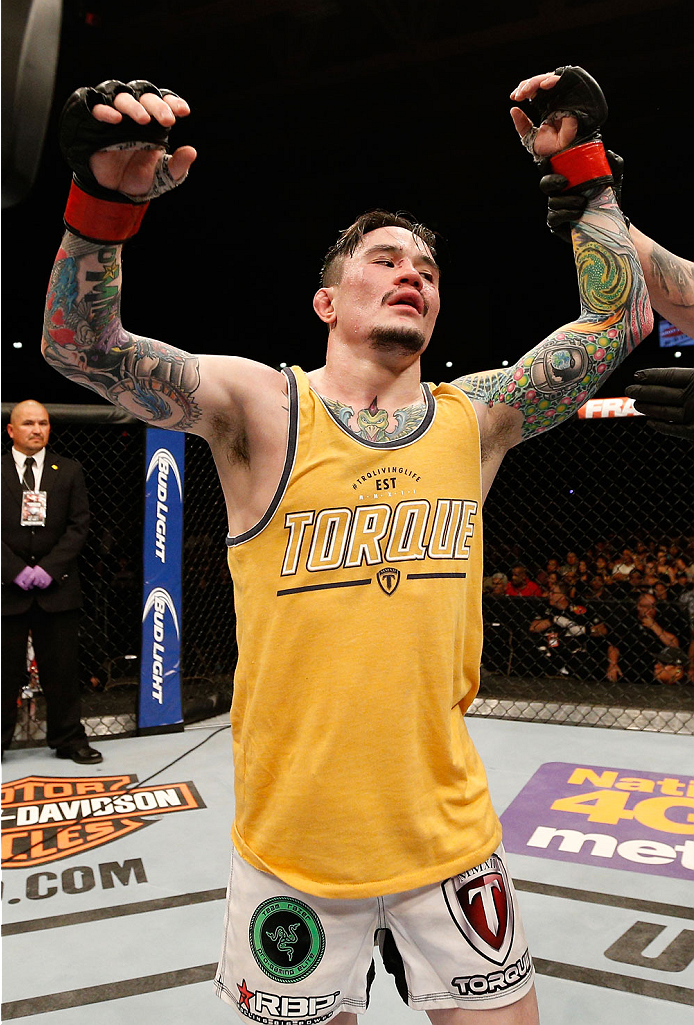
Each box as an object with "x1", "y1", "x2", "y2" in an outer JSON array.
[{"x1": 237, "y1": 979, "x2": 254, "y2": 1011}]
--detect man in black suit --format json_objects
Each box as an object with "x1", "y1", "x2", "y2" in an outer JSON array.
[{"x1": 2, "y1": 399, "x2": 102, "y2": 763}]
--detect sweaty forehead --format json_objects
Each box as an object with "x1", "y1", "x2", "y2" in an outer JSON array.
[{"x1": 355, "y1": 225, "x2": 436, "y2": 261}]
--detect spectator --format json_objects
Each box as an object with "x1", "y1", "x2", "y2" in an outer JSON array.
[
  {"x1": 536, "y1": 556, "x2": 561, "y2": 588},
  {"x1": 594, "y1": 554, "x2": 612, "y2": 578},
  {"x1": 563, "y1": 570, "x2": 579, "y2": 598},
  {"x1": 607, "y1": 593, "x2": 681, "y2": 684},
  {"x1": 611, "y1": 548, "x2": 636, "y2": 581},
  {"x1": 486, "y1": 572, "x2": 508, "y2": 597},
  {"x1": 601, "y1": 569, "x2": 622, "y2": 594},
  {"x1": 540, "y1": 570, "x2": 562, "y2": 597},
  {"x1": 589, "y1": 574, "x2": 609, "y2": 600},
  {"x1": 673, "y1": 572, "x2": 693, "y2": 601},
  {"x1": 2, "y1": 400, "x2": 101, "y2": 763},
  {"x1": 506, "y1": 564, "x2": 542, "y2": 597},
  {"x1": 656, "y1": 551, "x2": 677, "y2": 584},
  {"x1": 529, "y1": 582, "x2": 609, "y2": 679},
  {"x1": 627, "y1": 568, "x2": 645, "y2": 595},
  {"x1": 643, "y1": 569, "x2": 660, "y2": 591},
  {"x1": 653, "y1": 647, "x2": 689, "y2": 686},
  {"x1": 560, "y1": 550, "x2": 579, "y2": 576},
  {"x1": 572, "y1": 559, "x2": 592, "y2": 601}
]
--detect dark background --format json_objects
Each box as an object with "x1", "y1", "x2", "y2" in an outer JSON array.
[{"x1": 3, "y1": 0, "x2": 693, "y2": 406}]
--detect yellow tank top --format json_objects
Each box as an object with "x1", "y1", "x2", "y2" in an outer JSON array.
[{"x1": 227, "y1": 366, "x2": 501, "y2": 898}]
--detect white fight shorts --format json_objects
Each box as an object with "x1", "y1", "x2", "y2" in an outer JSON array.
[{"x1": 214, "y1": 843, "x2": 534, "y2": 1023}]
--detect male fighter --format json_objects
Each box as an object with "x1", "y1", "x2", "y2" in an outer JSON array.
[{"x1": 42, "y1": 68, "x2": 652, "y2": 1023}]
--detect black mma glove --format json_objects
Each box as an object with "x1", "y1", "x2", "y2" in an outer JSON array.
[
  {"x1": 625, "y1": 367, "x2": 694, "y2": 441},
  {"x1": 520, "y1": 66, "x2": 613, "y2": 195},
  {"x1": 60, "y1": 79, "x2": 187, "y2": 243}
]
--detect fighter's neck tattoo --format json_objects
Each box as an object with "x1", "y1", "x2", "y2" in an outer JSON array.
[{"x1": 322, "y1": 394, "x2": 427, "y2": 443}]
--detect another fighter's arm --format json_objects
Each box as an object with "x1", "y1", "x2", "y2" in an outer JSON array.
[
  {"x1": 628, "y1": 226, "x2": 694, "y2": 337},
  {"x1": 454, "y1": 185, "x2": 653, "y2": 446}
]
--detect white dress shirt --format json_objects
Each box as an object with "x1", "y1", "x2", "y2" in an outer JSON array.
[{"x1": 12, "y1": 446, "x2": 47, "y2": 490}]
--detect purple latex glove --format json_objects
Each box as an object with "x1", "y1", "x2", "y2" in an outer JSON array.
[
  {"x1": 32, "y1": 567, "x2": 53, "y2": 589},
  {"x1": 14, "y1": 566, "x2": 36, "y2": 590}
]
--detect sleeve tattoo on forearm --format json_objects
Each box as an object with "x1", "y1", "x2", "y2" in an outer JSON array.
[
  {"x1": 455, "y1": 189, "x2": 652, "y2": 439},
  {"x1": 649, "y1": 244, "x2": 694, "y2": 309},
  {"x1": 43, "y1": 236, "x2": 202, "y2": 428}
]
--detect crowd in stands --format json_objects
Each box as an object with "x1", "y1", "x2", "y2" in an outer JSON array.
[{"x1": 482, "y1": 538, "x2": 694, "y2": 685}]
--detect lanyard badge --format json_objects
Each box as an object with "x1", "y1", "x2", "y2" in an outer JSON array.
[{"x1": 21, "y1": 490, "x2": 47, "y2": 527}]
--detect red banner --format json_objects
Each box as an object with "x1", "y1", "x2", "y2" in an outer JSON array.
[{"x1": 577, "y1": 397, "x2": 643, "y2": 419}]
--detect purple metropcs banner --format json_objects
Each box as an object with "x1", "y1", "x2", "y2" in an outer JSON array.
[
  {"x1": 139, "y1": 429, "x2": 185, "y2": 732},
  {"x1": 500, "y1": 761, "x2": 694, "y2": 880}
]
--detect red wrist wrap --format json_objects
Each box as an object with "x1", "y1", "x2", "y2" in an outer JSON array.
[
  {"x1": 549, "y1": 140, "x2": 612, "y2": 192},
  {"x1": 63, "y1": 180, "x2": 149, "y2": 243}
]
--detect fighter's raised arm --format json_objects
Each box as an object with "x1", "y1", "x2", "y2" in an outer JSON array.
[
  {"x1": 42, "y1": 80, "x2": 283, "y2": 441},
  {"x1": 453, "y1": 68, "x2": 653, "y2": 482}
]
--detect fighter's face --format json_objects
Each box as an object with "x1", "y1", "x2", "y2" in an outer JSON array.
[{"x1": 324, "y1": 226, "x2": 440, "y2": 356}]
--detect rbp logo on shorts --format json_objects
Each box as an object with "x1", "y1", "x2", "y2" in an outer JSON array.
[
  {"x1": 441, "y1": 853, "x2": 514, "y2": 965},
  {"x1": 250, "y1": 897, "x2": 326, "y2": 983},
  {"x1": 235, "y1": 980, "x2": 339, "y2": 1023}
]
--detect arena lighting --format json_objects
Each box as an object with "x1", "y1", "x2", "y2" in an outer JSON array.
[
  {"x1": 279, "y1": 362, "x2": 287, "y2": 368},
  {"x1": 674, "y1": 351, "x2": 682, "y2": 358},
  {"x1": 445, "y1": 361, "x2": 453, "y2": 368},
  {"x1": 502, "y1": 360, "x2": 509, "y2": 366},
  {"x1": 13, "y1": 342, "x2": 23, "y2": 348}
]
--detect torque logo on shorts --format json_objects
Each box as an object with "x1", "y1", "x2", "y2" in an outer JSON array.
[
  {"x1": 452, "y1": 948, "x2": 533, "y2": 998},
  {"x1": 442, "y1": 853, "x2": 514, "y2": 965},
  {"x1": 250, "y1": 897, "x2": 325, "y2": 983}
]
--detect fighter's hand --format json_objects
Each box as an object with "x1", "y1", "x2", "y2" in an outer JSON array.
[
  {"x1": 60, "y1": 80, "x2": 197, "y2": 204},
  {"x1": 90, "y1": 90, "x2": 196, "y2": 198},
  {"x1": 510, "y1": 73, "x2": 578, "y2": 158}
]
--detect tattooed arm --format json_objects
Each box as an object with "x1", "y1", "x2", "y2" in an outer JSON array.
[
  {"x1": 42, "y1": 230, "x2": 281, "y2": 444},
  {"x1": 628, "y1": 226, "x2": 694, "y2": 336},
  {"x1": 453, "y1": 186, "x2": 653, "y2": 482}
]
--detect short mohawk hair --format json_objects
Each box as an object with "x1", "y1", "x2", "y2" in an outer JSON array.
[{"x1": 320, "y1": 209, "x2": 438, "y2": 286}]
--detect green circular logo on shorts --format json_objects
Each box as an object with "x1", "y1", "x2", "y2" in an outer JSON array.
[{"x1": 250, "y1": 896, "x2": 325, "y2": 983}]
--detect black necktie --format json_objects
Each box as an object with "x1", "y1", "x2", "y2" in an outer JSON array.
[{"x1": 23, "y1": 457, "x2": 36, "y2": 491}]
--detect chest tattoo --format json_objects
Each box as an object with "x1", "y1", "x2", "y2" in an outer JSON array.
[{"x1": 323, "y1": 395, "x2": 427, "y2": 443}]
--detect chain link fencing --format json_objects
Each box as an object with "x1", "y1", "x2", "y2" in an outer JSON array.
[
  {"x1": 179, "y1": 434, "x2": 236, "y2": 723},
  {"x1": 477, "y1": 415, "x2": 694, "y2": 733},
  {"x1": 3, "y1": 404, "x2": 692, "y2": 744}
]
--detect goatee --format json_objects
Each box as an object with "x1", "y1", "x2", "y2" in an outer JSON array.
[{"x1": 368, "y1": 325, "x2": 426, "y2": 356}]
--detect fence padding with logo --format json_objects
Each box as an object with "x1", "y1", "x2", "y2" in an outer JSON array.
[{"x1": 139, "y1": 430, "x2": 185, "y2": 732}]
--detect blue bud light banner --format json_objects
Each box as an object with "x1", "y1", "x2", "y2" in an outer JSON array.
[{"x1": 139, "y1": 429, "x2": 185, "y2": 731}]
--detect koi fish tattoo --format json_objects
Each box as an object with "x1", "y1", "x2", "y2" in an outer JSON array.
[{"x1": 43, "y1": 234, "x2": 202, "y2": 429}]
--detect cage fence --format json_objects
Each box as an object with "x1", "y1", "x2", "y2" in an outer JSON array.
[
  {"x1": 2, "y1": 405, "x2": 692, "y2": 745},
  {"x1": 476, "y1": 416, "x2": 694, "y2": 733}
]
